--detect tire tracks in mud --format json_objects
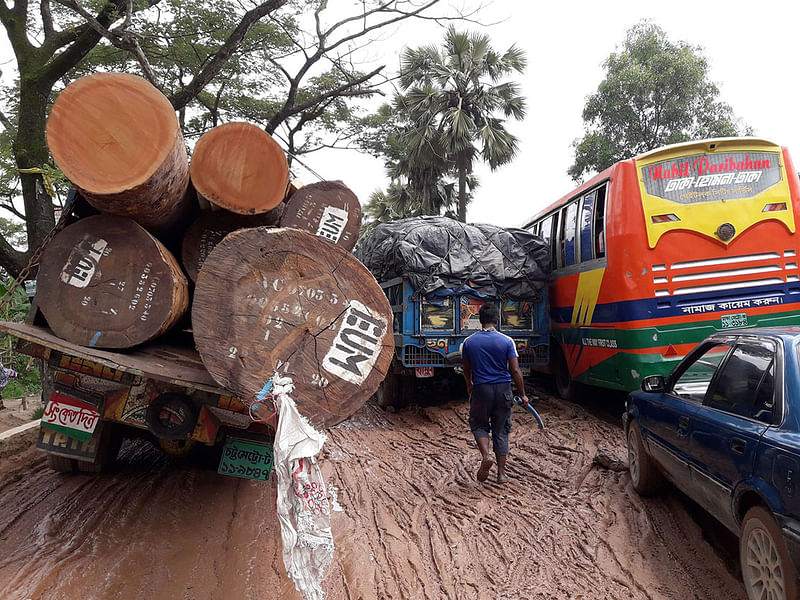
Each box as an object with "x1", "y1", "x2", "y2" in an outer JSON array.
[
  {"x1": 0, "y1": 388, "x2": 747, "y2": 600},
  {"x1": 323, "y1": 393, "x2": 746, "y2": 600}
]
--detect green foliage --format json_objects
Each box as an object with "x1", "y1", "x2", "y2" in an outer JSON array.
[
  {"x1": 0, "y1": 275, "x2": 39, "y2": 399},
  {"x1": 569, "y1": 21, "x2": 750, "y2": 181},
  {"x1": 362, "y1": 25, "x2": 527, "y2": 223},
  {"x1": 31, "y1": 404, "x2": 45, "y2": 420}
]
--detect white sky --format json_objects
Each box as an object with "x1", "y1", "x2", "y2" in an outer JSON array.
[
  {"x1": 2, "y1": 0, "x2": 799, "y2": 230},
  {"x1": 298, "y1": 0, "x2": 800, "y2": 228}
]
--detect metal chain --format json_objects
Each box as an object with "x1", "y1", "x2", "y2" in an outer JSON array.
[{"x1": 0, "y1": 194, "x2": 76, "y2": 316}]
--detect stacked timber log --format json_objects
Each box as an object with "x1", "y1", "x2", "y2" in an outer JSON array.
[{"x1": 35, "y1": 71, "x2": 385, "y2": 428}]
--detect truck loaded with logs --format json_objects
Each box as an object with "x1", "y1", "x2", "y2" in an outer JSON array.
[{"x1": 0, "y1": 72, "x2": 392, "y2": 478}]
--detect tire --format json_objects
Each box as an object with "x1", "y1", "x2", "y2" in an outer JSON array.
[
  {"x1": 47, "y1": 454, "x2": 77, "y2": 473},
  {"x1": 552, "y1": 343, "x2": 578, "y2": 402},
  {"x1": 375, "y1": 372, "x2": 399, "y2": 408},
  {"x1": 740, "y1": 506, "x2": 799, "y2": 600},
  {"x1": 626, "y1": 423, "x2": 664, "y2": 495},
  {"x1": 76, "y1": 425, "x2": 122, "y2": 474}
]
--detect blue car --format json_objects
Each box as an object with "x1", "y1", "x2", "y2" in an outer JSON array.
[{"x1": 624, "y1": 327, "x2": 800, "y2": 600}]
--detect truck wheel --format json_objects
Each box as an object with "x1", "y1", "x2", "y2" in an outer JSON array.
[
  {"x1": 47, "y1": 454, "x2": 77, "y2": 473},
  {"x1": 375, "y1": 372, "x2": 399, "y2": 408},
  {"x1": 76, "y1": 425, "x2": 123, "y2": 473},
  {"x1": 553, "y1": 343, "x2": 578, "y2": 401},
  {"x1": 740, "y1": 506, "x2": 798, "y2": 600},
  {"x1": 627, "y1": 423, "x2": 664, "y2": 495}
]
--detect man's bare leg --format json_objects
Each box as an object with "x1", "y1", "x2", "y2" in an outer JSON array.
[
  {"x1": 476, "y1": 436, "x2": 493, "y2": 482},
  {"x1": 496, "y1": 454, "x2": 508, "y2": 483}
]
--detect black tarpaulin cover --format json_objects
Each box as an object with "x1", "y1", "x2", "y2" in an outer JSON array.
[{"x1": 357, "y1": 216, "x2": 552, "y2": 300}]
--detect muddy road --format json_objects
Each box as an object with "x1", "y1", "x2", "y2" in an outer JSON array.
[{"x1": 0, "y1": 383, "x2": 746, "y2": 600}]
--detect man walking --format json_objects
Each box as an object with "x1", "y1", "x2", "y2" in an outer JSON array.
[{"x1": 461, "y1": 303, "x2": 529, "y2": 483}]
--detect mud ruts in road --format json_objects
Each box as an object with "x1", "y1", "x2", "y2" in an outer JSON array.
[{"x1": 0, "y1": 393, "x2": 745, "y2": 599}]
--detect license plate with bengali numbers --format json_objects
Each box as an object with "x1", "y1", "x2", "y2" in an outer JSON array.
[{"x1": 721, "y1": 312, "x2": 748, "y2": 329}]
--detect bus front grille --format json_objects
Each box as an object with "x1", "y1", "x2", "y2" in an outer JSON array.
[{"x1": 652, "y1": 250, "x2": 798, "y2": 296}]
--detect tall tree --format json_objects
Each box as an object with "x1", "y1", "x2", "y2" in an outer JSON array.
[
  {"x1": 398, "y1": 25, "x2": 526, "y2": 222},
  {"x1": 569, "y1": 21, "x2": 750, "y2": 182},
  {"x1": 0, "y1": 0, "x2": 464, "y2": 277}
]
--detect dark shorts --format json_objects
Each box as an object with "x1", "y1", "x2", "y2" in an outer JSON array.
[{"x1": 469, "y1": 382, "x2": 513, "y2": 455}]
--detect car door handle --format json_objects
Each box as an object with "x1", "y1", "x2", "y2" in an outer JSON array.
[
  {"x1": 731, "y1": 438, "x2": 747, "y2": 455},
  {"x1": 678, "y1": 416, "x2": 690, "y2": 429}
]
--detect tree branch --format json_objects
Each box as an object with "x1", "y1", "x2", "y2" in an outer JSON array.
[
  {"x1": 53, "y1": 0, "x2": 159, "y2": 85},
  {"x1": 41, "y1": 0, "x2": 55, "y2": 39},
  {"x1": 168, "y1": 0, "x2": 287, "y2": 111},
  {"x1": 41, "y1": 0, "x2": 127, "y2": 85},
  {"x1": 265, "y1": 65, "x2": 385, "y2": 134},
  {"x1": 0, "y1": 233, "x2": 27, "y2": 278}
]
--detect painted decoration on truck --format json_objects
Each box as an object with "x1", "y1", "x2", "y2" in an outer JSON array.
[
  {"x1": 41, "y1": 391, "x2": 101, "y2": 442},
  {"x1": 422, "y1": 297, "x2": 454, "y2": 331},
  {"x1": 459, "y1": 297, "x2": 485, "y2": 331},
  {"x1": 501, "y1": 300, "x2": 533, "y2": 330}
]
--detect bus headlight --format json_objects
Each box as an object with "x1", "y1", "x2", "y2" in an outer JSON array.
[{"x1": 715, "y1": 222, "x2": 736, "y2": 241}]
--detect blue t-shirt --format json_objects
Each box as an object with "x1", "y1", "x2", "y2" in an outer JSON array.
[{"x1": 462, "y1": 329, "x2": 518, "y2": 385}]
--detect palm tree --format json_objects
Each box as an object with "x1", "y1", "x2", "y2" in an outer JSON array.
[{"x1": 399, "y1": 26, "x2": 527, "y2": 222}]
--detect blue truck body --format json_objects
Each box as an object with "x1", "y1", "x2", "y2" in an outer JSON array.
[{"x1": 380, "y1": 277, "x2": 549, "y2": 371}]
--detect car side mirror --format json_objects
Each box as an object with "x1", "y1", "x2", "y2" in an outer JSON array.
[{"x1": 641, "y1": 375, "x2": 665, "y2": 393}]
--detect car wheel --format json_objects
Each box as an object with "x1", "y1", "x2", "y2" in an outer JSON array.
[
  {"x1": 740, "y1": 506, "x2": 799, "y2": 600},
  {"x1": 552, "y1": 343, "x2": 577, "y2": 402},
  {"x1": 626, "y1": 423, "x2": 663, "y2": 495}
]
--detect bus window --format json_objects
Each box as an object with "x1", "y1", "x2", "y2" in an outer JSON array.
[
  {"x1": 579, "y1": 190, "x2": 596, "y2": 262},
  {"x1": 594, "y1": 185, "x2": 606, "y2": 258},
  {"x1": 540, "y1": 214, "x2": 554, "y2": 266},
  {"x1": 560, "y1": 201, "x2": 578, "y2": 267}
]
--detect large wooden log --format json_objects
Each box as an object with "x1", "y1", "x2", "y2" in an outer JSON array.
[
  {"x1": 192, "y1": 227, "x2": 393, "y2": 429},
  {"x1": 279, "y1": 180, "x2": 362, "y2": 251},
  {"x1": 189, "y1": 122, "x2": 289, "y2": 214},
  {"x1": 46, "y1": 73, "x2": 190, "y2": 231},
  {"x1": 180, "y1": 208, "x2": 283, "y2": 282},
  {"x1": 36, "y1": 215, "x2": 189, "y2": 349}
]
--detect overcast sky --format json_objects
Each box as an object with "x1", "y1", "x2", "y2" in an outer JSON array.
[
  {"x1": 297, "y1": 0, "x2": 800, "y2": 228},
  {"x1": 1, "y1": 0, "x2": 798, "y2": 231}
]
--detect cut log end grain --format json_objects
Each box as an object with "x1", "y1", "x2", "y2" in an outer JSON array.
[
  {"x1": 181, "y1": 208, "x2": 283, "y2": 282},
  {"x1": 192, "y1": 227, "x2": 394, "y2": 429},
  {"x1": 46, "y1": 72, "x2": 189, "y2": 230},
  {"x1": 36, "y1": 215, "x2": 189, "y2": 349},
  {"x1": 189, "y1": 122, "x2": 289, "y2": 215},
  {"x1": 279, "y1": 180, "x2": 362, "y2": 251}
]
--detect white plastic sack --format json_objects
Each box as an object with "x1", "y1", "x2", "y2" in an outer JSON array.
[{"x1": 272, "y1": 374, "x2": 333, "y2": 600}]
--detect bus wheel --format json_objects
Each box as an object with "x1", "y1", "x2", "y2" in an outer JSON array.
[{"x1": 553, "y1": 344, "x2": 578, "y2": 402}]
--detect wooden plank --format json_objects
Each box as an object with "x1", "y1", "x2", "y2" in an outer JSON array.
[
  {"x1": 192, "y1": 227, "x2": 394, "y2": 429},
  {"x1": 0, "y1": 321, "x2": 223, "y2": 392}
]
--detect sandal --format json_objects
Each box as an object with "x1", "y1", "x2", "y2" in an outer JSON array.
[
  {"x1": 477, "y1": 457, "x2": 493, "y2": 482},
  {"x1": 496, "y1": 474, "x2": 509, "y2": 484}
]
